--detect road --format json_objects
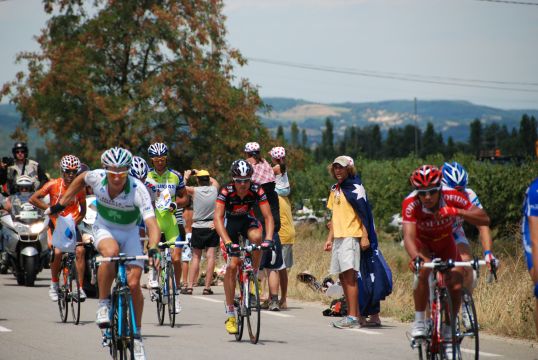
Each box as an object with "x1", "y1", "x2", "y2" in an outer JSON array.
[{"x1": 0, "y1": 270, "x2": 537, "y2": 360}]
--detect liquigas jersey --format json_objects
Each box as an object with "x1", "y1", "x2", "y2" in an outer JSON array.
[
  {"x1": 147, "y1": 169, "x2": 185, "y2": 215},
  {"x1": 85, "y1": 170, "x2": 155, "y2": 228}
]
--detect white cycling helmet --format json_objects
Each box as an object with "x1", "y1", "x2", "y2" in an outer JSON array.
[
  {"x1": 101, "y1": 147, "x2": 133, "y2": 168},
  {"x1": 269, "y1": 146, "x2": 286, "y2": 160},
  {"x1": 60, "y1": 154, "x2": 81, "y2": 172},
  {"x1": 129, "y1": 156, "x2": 149, "y2": 180},
  {"x1": 244, "y1": 142, "x2": 260, "y2": 153},
  {"x1": 148, "y1": 142, "x2": 168, "y2": 157}
]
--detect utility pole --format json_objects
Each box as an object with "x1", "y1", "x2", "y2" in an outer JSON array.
[{"x1": 414, "y1": 97, "x2": 418, "y2": 156}]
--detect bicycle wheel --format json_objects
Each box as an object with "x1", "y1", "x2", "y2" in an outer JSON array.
[
  {"x1": 167, "y1": 264, "x2": 176, "y2": 328},
  {"x1": 246, "y1": 272, "x2": 261, "y2": 344},
  {"x1": 439, "y1": 288, "x2": 457, "y2": 360},
  {"x1": 69, "y1": 264, "x2": 81, "y2": 325},
  {"x1": 58, "y1": 266, "x2": 68, "y2": 323},
  {"x1": 156, "y1": 267, "x2": 165, "y2": 326},
  {"x1": 457, "y1": 289, "x2": 479, "y2": 360},
  {"x1": 119, "y1": 293, "x2": 135, "y2": 360},
  {"x1": 234, "y1": 272, "x2": 244, "y2": 341},
  {"x1": 110, "y1": 292, "x2": 120, "y2": 360}
]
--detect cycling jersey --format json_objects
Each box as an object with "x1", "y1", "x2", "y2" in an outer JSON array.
[
  {"x1": 521, "y1": 178, "x2": 538, "y2": 271},
  {"x1": 146, "y1": 168, "x2": 184, "y2": 245},
  {"x1": 216, "y1": 182, "x2": 268, "y2": 217},
  {"x1": 452, "y1": 188, "x2": 483, "y2": 245},
  {"x1": 402, "y1": 186, "x2": 472, "y2": 259},
  {"x1": 37, "y1": 178, "x2": 86, "y2": 226},
  {"x1": 84, "y1": 170, "x2": 154, "y2": 228}
]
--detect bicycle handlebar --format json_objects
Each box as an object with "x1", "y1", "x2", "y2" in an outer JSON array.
[
  {"x1": 157, "y1": 241, "x2": 189, "y2": 248},
  {"x1": 413, "y1": 258, "x2": 494, "y2": 290},
  {"x1": 96, "y1": 255, "x2": 149, "y2": 263}
]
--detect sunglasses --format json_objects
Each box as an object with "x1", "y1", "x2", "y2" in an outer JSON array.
[
  {"x1": 233, "y1": 177, "x2": 251, "y2": 184},
  {"x1": 15, "y1": 150, "x2": 26, "y2": 154},
  {"x1": 63, "y1": 170, "x2": 78, "y2": 175},
  {"x1": 105, "y1": 169, "x2": 129, "y2": 178},
  {"x1": 417, "y1": 186, "x2": 441, "y2": 196}
]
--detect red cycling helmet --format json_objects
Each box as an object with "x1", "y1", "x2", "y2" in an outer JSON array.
[{"x1": 410, "y1": 165, "x2": 441, "y2": 188}]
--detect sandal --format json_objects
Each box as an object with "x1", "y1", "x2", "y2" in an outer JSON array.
[
  {"x1": 181, "y1": 287, "x2": 193, "y2": 295},
  {"x1": 202, "y1": 288, "x2": 214, "y2": 295}
]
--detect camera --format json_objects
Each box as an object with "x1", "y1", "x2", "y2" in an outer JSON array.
[
  {"x1": 191, "y1": 169, "x2": 197, "y2": 175},
  {"x1": 2, "y1": 157, "x2": 14, "y2": 167}
]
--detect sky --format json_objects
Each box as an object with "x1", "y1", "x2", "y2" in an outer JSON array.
[{"x1": 1, "y1": 0, "x2": 537, "y2": 109}]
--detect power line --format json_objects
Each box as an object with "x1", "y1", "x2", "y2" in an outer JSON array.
[
  {"x1": 474, "y1": 0, "x2": 538, "y2": 5},
  {"x1": 247, "y1": 57, "x2": 538, "y2": 93}
]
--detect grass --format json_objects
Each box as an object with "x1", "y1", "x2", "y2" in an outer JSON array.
[{"x1": 291, "y1": 224, "x2": 537, "y2": 340}]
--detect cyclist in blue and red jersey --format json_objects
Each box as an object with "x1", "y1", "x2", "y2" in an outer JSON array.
[
  {"x1": 214, "y1": 159, "x2": 274, "y2": 335},
  {"x1": 521, "y1": 177, "x2": 538, "y2": 337},
  {"x1": 402, "y1": 165, "x2": 490, "y2": 339}
]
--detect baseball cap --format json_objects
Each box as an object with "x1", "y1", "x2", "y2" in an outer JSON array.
[
  {"x1": 195, "y1": 170, "x2": 210, "y2": 177},
  {"x1": 332, "y1": 156, "x2": 354, "y2": 167}
]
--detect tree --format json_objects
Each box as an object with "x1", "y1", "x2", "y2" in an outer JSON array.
[
  {"x1": 290, "y1": 122, "x2": 299, "y2": 147},
  {"x1": 320, "y1": 117, "x2": 335, "y2": 159},
  {"x1": 469, "y1": 119, "x2": 482, "y2": 158},
  {"x1": 519, "y1": 114, "x2": 537, "y2": 157},
  {"x1": 276, "y1": 125, "x2": 286, "y2": 144},
  {"x1": 301, "y1": 129, "x2": 308, "y2": 149},
  {"x1": 1, "y1": 0, "x2": 266, "y2": 172}
]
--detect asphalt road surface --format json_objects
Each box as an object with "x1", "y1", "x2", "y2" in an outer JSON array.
[{"x1": 0, "y1": 270, "x2": 537, "y2": 360}]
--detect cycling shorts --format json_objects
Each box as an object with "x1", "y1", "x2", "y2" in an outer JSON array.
[
  {"x1": 453, "y1": 227, "x2": 470, "y2": 246},
  {"x1": 93, "y1": 220, "x2": 144, "y2": 268},
  {"x1": 225, "y1": 215, "x2": 261, "y2": 247},
  {"x1": 522, "y1": 226, "x2": 534, "y2": 271},
  {"x1": 415, "y1": 238, "x2": 461, "y2": 262},
  {"x1": 156, "y1": 211, "x2": 181, "y2": 248}
]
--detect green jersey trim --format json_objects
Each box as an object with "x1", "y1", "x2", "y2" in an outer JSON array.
[{"x1": 96, "y1": 201, "x2": 140, "y2": 224}]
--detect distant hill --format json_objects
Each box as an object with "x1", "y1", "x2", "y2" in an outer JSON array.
[
  {"x1": 0, "y1": 104, "x2": 45, "y2": 158},
  {"x1": 260, "y1": 98, "x2": 538, "y2": 144}
]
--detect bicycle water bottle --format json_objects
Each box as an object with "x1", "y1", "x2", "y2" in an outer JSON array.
[{"x1": 244, "y1": 257, "x2": 253, "y2": 271}]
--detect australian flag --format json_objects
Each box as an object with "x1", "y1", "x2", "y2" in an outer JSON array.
[{"x1": 340, "y1": 175, "x2": 393, "y2": 316}]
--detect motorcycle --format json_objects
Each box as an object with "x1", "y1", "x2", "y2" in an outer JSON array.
[
  {"x1": 79, "y1": 194, "x2": 99, "y2": 297},
  {"x1": 0, "y1": 193, "x2": 49, "y2": 286}
]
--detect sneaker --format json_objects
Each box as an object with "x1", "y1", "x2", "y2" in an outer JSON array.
[
  {"x1": 411, "y1": 320, "x2": 427, "y2": 338},
  {"x1": 225, "y1": 315, "x2": 238, "y2": 334},
  {"x1": 147, "y1": 268, "x2": 158, "y2": 289},
  {"x1": 96, "y1": 304, "x2": 110, "y2": 328},
  {"x1": 332, "y1": 316, "x2": 359, "y2": 329},
  {"x1": 133, "y1": 337, "x2": 146, "y2": 360},
  {"x1": 72, "y1": 287, "x2": 87, "y2": 302},
  {"x1": 461, "y1": 306, "x2": 472, "y2": 331},
  {"x1": 268, "y1": 299, "x2": 280, "y2": 311},
  {"x1": 49, "y1": 283, "x2": 59, "y2": 302},
  {"x1": 174, "y1": 293, "x2": 182, "y2": 314}
]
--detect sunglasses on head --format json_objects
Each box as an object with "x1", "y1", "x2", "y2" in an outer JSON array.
[
  {"x1": 105, "y1": 169, "x2": 129, "y2": 178},
  {"x1": 417, "y1": 186, "x2": 441, "y2": 196},
  {"x1": 233, "y1": 177, "x2": 251, "y2": 184}
]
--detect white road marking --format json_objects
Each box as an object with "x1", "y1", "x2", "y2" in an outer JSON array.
[
  {"x1": 0, "y1": 326, "x2": 12, "y2": 332},
  {"x1": 263, "y1": 311, "x2": 294, "y2": 318},
  {"x1": 348, "y1": 328, "x2": 382, "y2": 335},
  {"x1": 192, "y1": 296, "x2": 222, "y2": 304},
  {"x1": 460, "y1": 348, "x2": 502, "y2": 357}
]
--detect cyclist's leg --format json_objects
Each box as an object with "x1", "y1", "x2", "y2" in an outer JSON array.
[
  {"x1": 96, "y1": 238, "x2": 119, "y2": 299},
  {"x1": 455, "y1": 231, "x2": 473, "y2": 292},
  {"x1": 246, "y1": 217, "x2": 263, "y2": 269},
  {"x1": 224, "y1": 218, "x2": 242, "y2": 309},
  {"x1": 50, "y1": 246, "x2": 62, "y2": 283},
  {"x1": 127, "y1": 265, "x2": 144, "y2": 329},
  {"x1": 413, "y1": 246, "x2": 432, "y2": 313},
  {"x1": 75, "y1": 229, "x2": 85, "y2": 289}
]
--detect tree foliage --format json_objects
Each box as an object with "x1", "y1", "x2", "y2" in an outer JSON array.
[{"x1": 1, "y1": 0, "x2": 267, "y2": 172}]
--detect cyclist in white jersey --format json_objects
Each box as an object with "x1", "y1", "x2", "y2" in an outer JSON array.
[
  {"x1": 442, "y1": 161, "x2": 497, "y2": 330},
  {"x1": 47, "y1": 147, "x2": 160, "y2": 360}
]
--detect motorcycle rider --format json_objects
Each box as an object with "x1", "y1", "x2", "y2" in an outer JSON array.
[
  {"x1": 6, "y1": 142, "x2": 49, "y2": 195},
  {"x1": 30, "y1": 155, "x2": 87, "y2": 301}
]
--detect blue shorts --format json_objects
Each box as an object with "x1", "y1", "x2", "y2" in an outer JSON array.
[{"x1": 522, "y1": 225, "x2": 534, "y2": 271}]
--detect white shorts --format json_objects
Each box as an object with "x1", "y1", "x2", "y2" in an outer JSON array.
[
  {"x1": 453, "y1": 227, "x2": 470, "y2": 246},
  {"x1": 93, "y1": 220, "x2": 144, "y2": 268},
  {"x1": 281, "y1": 244, "x2": 294, "y2": 269},
  {"x1": 329, "y1": 237, "x2": 361, "y2": 275}
]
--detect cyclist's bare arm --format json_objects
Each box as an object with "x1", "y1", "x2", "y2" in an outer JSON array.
[
  {"x1": 75, "y1": 198, "x2": 87, "y2": 225},
  {"x1": 455, "y1": 205, "x2": 490, "y2": 227},
  {"x1": 528, "y1": 216, "x2": 538, "y2": 282},
  {"x1": 214, "y1": 202, "x2": 232, "y2": 244},
  {"x1": 29, "y1": 187, "x2": 48, "y2": 210},
  {"x1": 259, "y1": 201, "x2": 274, "y2": 240},
  {"x1": 58, "y1": 171, "x2": 88, "y2": 206},
  {"x1": 477, "y1": 224, "x2": 493, "y2": 253}
]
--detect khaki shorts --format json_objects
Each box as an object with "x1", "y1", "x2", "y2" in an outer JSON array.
[
  {"x1": 281, "y1": 244, "x2": 293, "y2": 269},
  {"x1": 329, "y1": 237, "x2": 361, "y2": 275}
]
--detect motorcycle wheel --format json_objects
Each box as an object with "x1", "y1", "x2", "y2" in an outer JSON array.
[{"x1": 24, "y1": 256, "x2": 37, "y2": 287}]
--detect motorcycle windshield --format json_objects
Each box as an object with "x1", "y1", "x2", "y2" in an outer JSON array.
[{"x1": 11, "y1": 194, "x2": 43, "y2": 225}]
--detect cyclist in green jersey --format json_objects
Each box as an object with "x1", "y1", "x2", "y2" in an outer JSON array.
[{"x1": 146, "y1": 143, "x2": 189, "y2": 314}]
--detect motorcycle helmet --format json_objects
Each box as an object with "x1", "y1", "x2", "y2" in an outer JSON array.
[
  {"x1": 12, "y1": 142, "x2": 28, "y2": 157},
  {"x1": 15, "y1": 175, "x2": 35, "y2": 193}
]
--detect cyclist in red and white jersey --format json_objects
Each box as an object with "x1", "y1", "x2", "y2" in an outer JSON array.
[{"x1": 402, "y1": 165, "x2": 490, "y2": 339}]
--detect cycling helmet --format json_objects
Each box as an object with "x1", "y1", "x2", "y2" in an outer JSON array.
[
  {"x1": 148, "y1": 142, "x2": 168, "y2": 157},
  {"x1": 60, "y1": 155, "x2": 81, "y2": 172},
  {"x1": 230, "y1": 159, "x2": 253, "y2": 178},
  {"x1": 269, "y1": 146, "x2": 286, "y2": 159},
  {"x1": 101, "y1": 147, "x2": 133, "y2": 168},
  {"x1": 244, "y1": 142, "x2": 260, "y2": 153},
  {"x1": 442, "y1": 162, "x2": 468, "y2": 189},
  {"x1": 410, "y1": 165, "x2": 442, "y2": 189},
  {"x1": 12, "y1": 142, "x2": 28, "y2": 157},
  {"x1": 129, "y1": 156, "x2": 149, "y2": 180},
  {"x1": 15, "y1": 175, "x2": 35, "y2": 191}
]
